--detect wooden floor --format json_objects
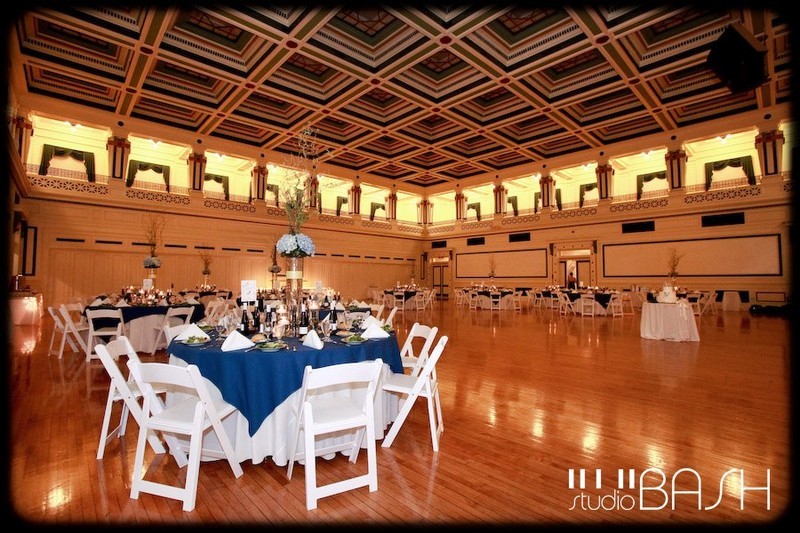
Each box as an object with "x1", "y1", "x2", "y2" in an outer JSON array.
[{"x1": 6, "y1": 299, "x2": 795, "y2": 526}]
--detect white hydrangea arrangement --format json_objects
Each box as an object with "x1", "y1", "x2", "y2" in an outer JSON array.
[{"x1": 276, "y1": 232, "x2": 315, "y2": 257}]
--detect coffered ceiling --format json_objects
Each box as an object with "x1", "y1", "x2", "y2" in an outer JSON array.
[{"x1": 7, "y1": 4, "x2": 793, "y2": 188}]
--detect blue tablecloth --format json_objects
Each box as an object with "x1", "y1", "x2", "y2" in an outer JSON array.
[{"x1": 169, "y1": 332, "x2": 403, "y2": 436}]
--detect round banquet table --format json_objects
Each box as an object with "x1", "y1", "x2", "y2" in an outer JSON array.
[
  {"x1": 85, "y1": 302, "x2": 204, "y2": 352},
  {"x1": 168, "y1": 331, "x2": 403, "y2": 465}
]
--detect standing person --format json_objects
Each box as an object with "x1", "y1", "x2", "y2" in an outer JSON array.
[{"x1": 567, "y1": 272, "x2": 577, "y2": 290}]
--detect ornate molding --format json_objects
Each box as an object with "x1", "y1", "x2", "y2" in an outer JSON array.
[
  {"x1": 362, "y1": 220, "x2": 391, "y2": 230},
  {"x1": 550, "y1": 207, "x2": 597, "y2": 219},
  {"x1": 428, "y1": 225, "x2": 455, "y2": 234},
  {"x1": 684, "y1": 186, "x2": 762, "y2": 204},
  {"x1": 501, "y1": 214, "x2": 540, "y2": 224},
  {"x1": 319, "y1": 214, "x2": 354, "y2": 225},
  {"x1": 265, "y1": 206, "x2": 287, "y2": 217},
  {"x1": 609, "y1": 198, "x2": 669, "y2": 212},
  {"x1": 461, "y1": 220, "x2": 493, "y2": 230},
  {"x1": 203, "y1": 198, "x2": 256, "y2": 213},
  {"x1": 127, "y1": 189, "x2": 190, "y2": 204},
  {"x1": 29, "y1": 175, "x2": 108, "y2": 195},
  {"x1": 397, "y1": 224, "x2": 424, "y2": 234}
]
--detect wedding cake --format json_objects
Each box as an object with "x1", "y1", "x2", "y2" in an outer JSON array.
[{"x1": 656, "y1": 282, "x2": 678, "y2": 303}]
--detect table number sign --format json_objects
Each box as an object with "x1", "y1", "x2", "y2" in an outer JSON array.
[
  {"x1": 143, "y1": 278, "x2": 154, "y2": 290},
  {"x1": 241, "y1": 280, "x2": 257, "y2": 303}
]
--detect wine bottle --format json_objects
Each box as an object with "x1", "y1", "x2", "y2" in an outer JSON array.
[
  {"x1": 330, "y1": 302, "x2": 338, "y2": 333},
  {"x1": 253, "y1": 305, "x2": 262, "y2": 333},
  {"x1": 298, "y1": 302, "x2": 309, "y2": 335},
  {"x1": 239, "y1": 304, "x2": 249, "y2": 334}
]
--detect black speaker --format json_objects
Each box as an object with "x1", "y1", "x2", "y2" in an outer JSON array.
[{"x1": 707, "y1": 23, "x2": 768, "y2": 93}]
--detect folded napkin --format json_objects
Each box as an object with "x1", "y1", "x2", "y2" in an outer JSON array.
[
  {"x1": 221, "y1": 330, "x2": 255, "y2": 352},
  {"x1": 335, "y1": 302, "x2": 346, "y2": 311},
  {"x1": 90, "y1": 298, "x2": 109, "y2": 306},
  {"x1": 158, "y1": 300, "x2": 169, "y2": 306},
  {"x1": 175, "y1": 323, "x2": 209, "y2": 342},
  {"x1": 349, "y1": 298, "x2": 360, "y2": 307},
  {"x1": 359, "y1": 300, "x2": 369, "y2": 308},
  {"x1": 185, "y1": 297, "x2": 199, "y2": 304},
  {"x1": 359, "y1": 315, "x2": 383, "y2": 330},
  {"x1": 362, "y1": 323, "x2": 389, "y2": 339},
  {"x1": 302, "y1": 330, "x2": 324, "y2": 350},
  {"x1": 115, "y1": 301, "x2": 130, "y2": 307}
]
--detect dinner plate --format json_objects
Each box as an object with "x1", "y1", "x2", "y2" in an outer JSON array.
[
  {"x1": 181, "y1": 338, "x2": 210, "y2": 346},
  {"x1": 256, "y1": 342, "x2": 288, "y2": 352},
  {"x1": 343, "y1": 338, "x2": 366, "y2": 345}
]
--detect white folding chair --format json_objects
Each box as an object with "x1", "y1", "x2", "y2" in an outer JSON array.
[
  {"x1": 424, "y1": 288, "x2": 437, "y2": 309},
  {"x1": 150, "y1": 306, "x2": 195, "y2": 354},
  {"x1": 700, "y1": 290, "x2": 719, "y2": 316},
  {"x1": 557, "y1": 292, "x2": 576, "y2": 315},
  {"x1": 369, "y1": 303, "x2": 385, "y2": 321},
  {"x1": 85, "y1": 308, "x2": 125, "y2": 362},
  {"x1": 286, "y1": 359, "x2": 383, "y2": 510},
  {"x1": 414, "y1": 291, "x2": 428, "y2": 310},
  {"x1": 204, "y1": 298, "x2": 226, "y2": 323},
  {"x1": 607, "y1": 293, "x2": 624, "y2": 317},
  {"x1": 382, "y1": 335, "x2": 448, "y2": 452},
  {"x1": 620, "y1": 292, "x2": 635, "y2": 315},
  {"x1": 468, "y1": 290, "x2": 480, "y2": 310},
  {"x1": 489, "y1": 292, "x2": 503, "y2": 310},
  {"x1": 95, "y1": 338, "x2": 169, "y2": 460},
  {"x1": 399, "y1": 322, "x2": 439, "y2": 375},
  {"x1": 511, "y1": 291, "x2": 524, "y2": 311},
  {"x1": 577, "y1": 294, "x2": 595, "y2": 316},
  {"x1": 164, "y1": 323, "x2": 191, "y2": 345},
  {"x1": 47, "y1": 305, "x2": 78, "y2": 358},
  {"x1": 58, "y1": 304, "x2": 89, "y2": 355},
  {"x1": 383, "y1": 306, "x2": 398, "y2": 328},
  {"x1": 127, "y1": 360, "x2": 243, "y2": 512}
]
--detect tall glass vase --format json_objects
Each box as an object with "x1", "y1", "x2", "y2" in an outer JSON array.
[
  {"x1": 284, "y1": 256, "x2": 304, "y2": 336},
  {"x1": 148, "y1": 267, "x2": 158, "y2": 280}
]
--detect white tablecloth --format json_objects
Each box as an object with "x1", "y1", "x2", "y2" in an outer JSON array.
[
  {"x1": 640, "y1": 302, "x2": 700, "y2": 342},
  {"x1": 10, "y1": 294, "x2": 43, "y2": 325},
  {"x1": 168, "y1": 355, "x2": 399, "y2": 466}
]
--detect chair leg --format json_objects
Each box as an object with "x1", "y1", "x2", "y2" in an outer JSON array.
[
  {"x1": 304, "y1": 407, "x2": 318, "y2": 510},
  {"x1": 381, "y1": 392, "x2": 418, "y2": 448},
  {"x1": 181, "y1": 427, "x2": 203, "y2": 512},
  {"x1": 96, "y1": 388, "x2": 117, "y2": 460}
]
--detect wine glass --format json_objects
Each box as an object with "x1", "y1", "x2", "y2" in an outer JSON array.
[{"x1": 320, "y1": 320, "x2": 331, "y2": 342}]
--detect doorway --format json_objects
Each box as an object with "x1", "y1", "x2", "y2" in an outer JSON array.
[{"x1": 432, "y1": 264, "x2": 450, "y2": 300}]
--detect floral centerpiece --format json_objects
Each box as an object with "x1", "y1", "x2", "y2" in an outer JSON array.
[
  {"x1": 273, "y1": 124, "x2": 327, "y2": 333},
  {"x1": 142, "y1": 213, "x2": 165, "y2": 277},
  {"x1": 666, "y1": 247, "x2": 683, "y2": 282},
  {"x1": 198, "y1": 250, "x2": 213, "y2": 276}
]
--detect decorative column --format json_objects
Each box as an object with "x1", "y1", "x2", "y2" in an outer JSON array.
[
  {"x1": 418, "y1": 199, "x2": 431, "y2": 225},
  {"x1": 252, "y1": 164, "x2": 267, "y2": 200},
  {"x1": 188, "y1": 152, "x2": 207, "y2": 191},
  {"x1": 455, "y1": 185, "x2": 467, "y2": 220},
  {"x1": 106, "y1": 136, "x2": 131, "y2": 180},
  {"x1": 349, "y1": 176, "x2": 361, "y2": 215},
  {"x1": 386, "y1": 185, "x2": 398, "y2": 220},
  {"x1": 595, "y1": 163, "x2": 613, "y2": 201},
  {"x1": 539, "y1": 174, "x2": 554, "y2": 208},
  {"x1": 754, "y1": 129, "x2": 785, "y2": 176},
  {"x1": 493, "y1": 176, "x2": 507, "y2": 215},
  {"x1": 665, "y1": 149, "x2": 687, "y2": 190},
  {"x1": 10, "y1": 115, "x2": 33, "y2": 162}
]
